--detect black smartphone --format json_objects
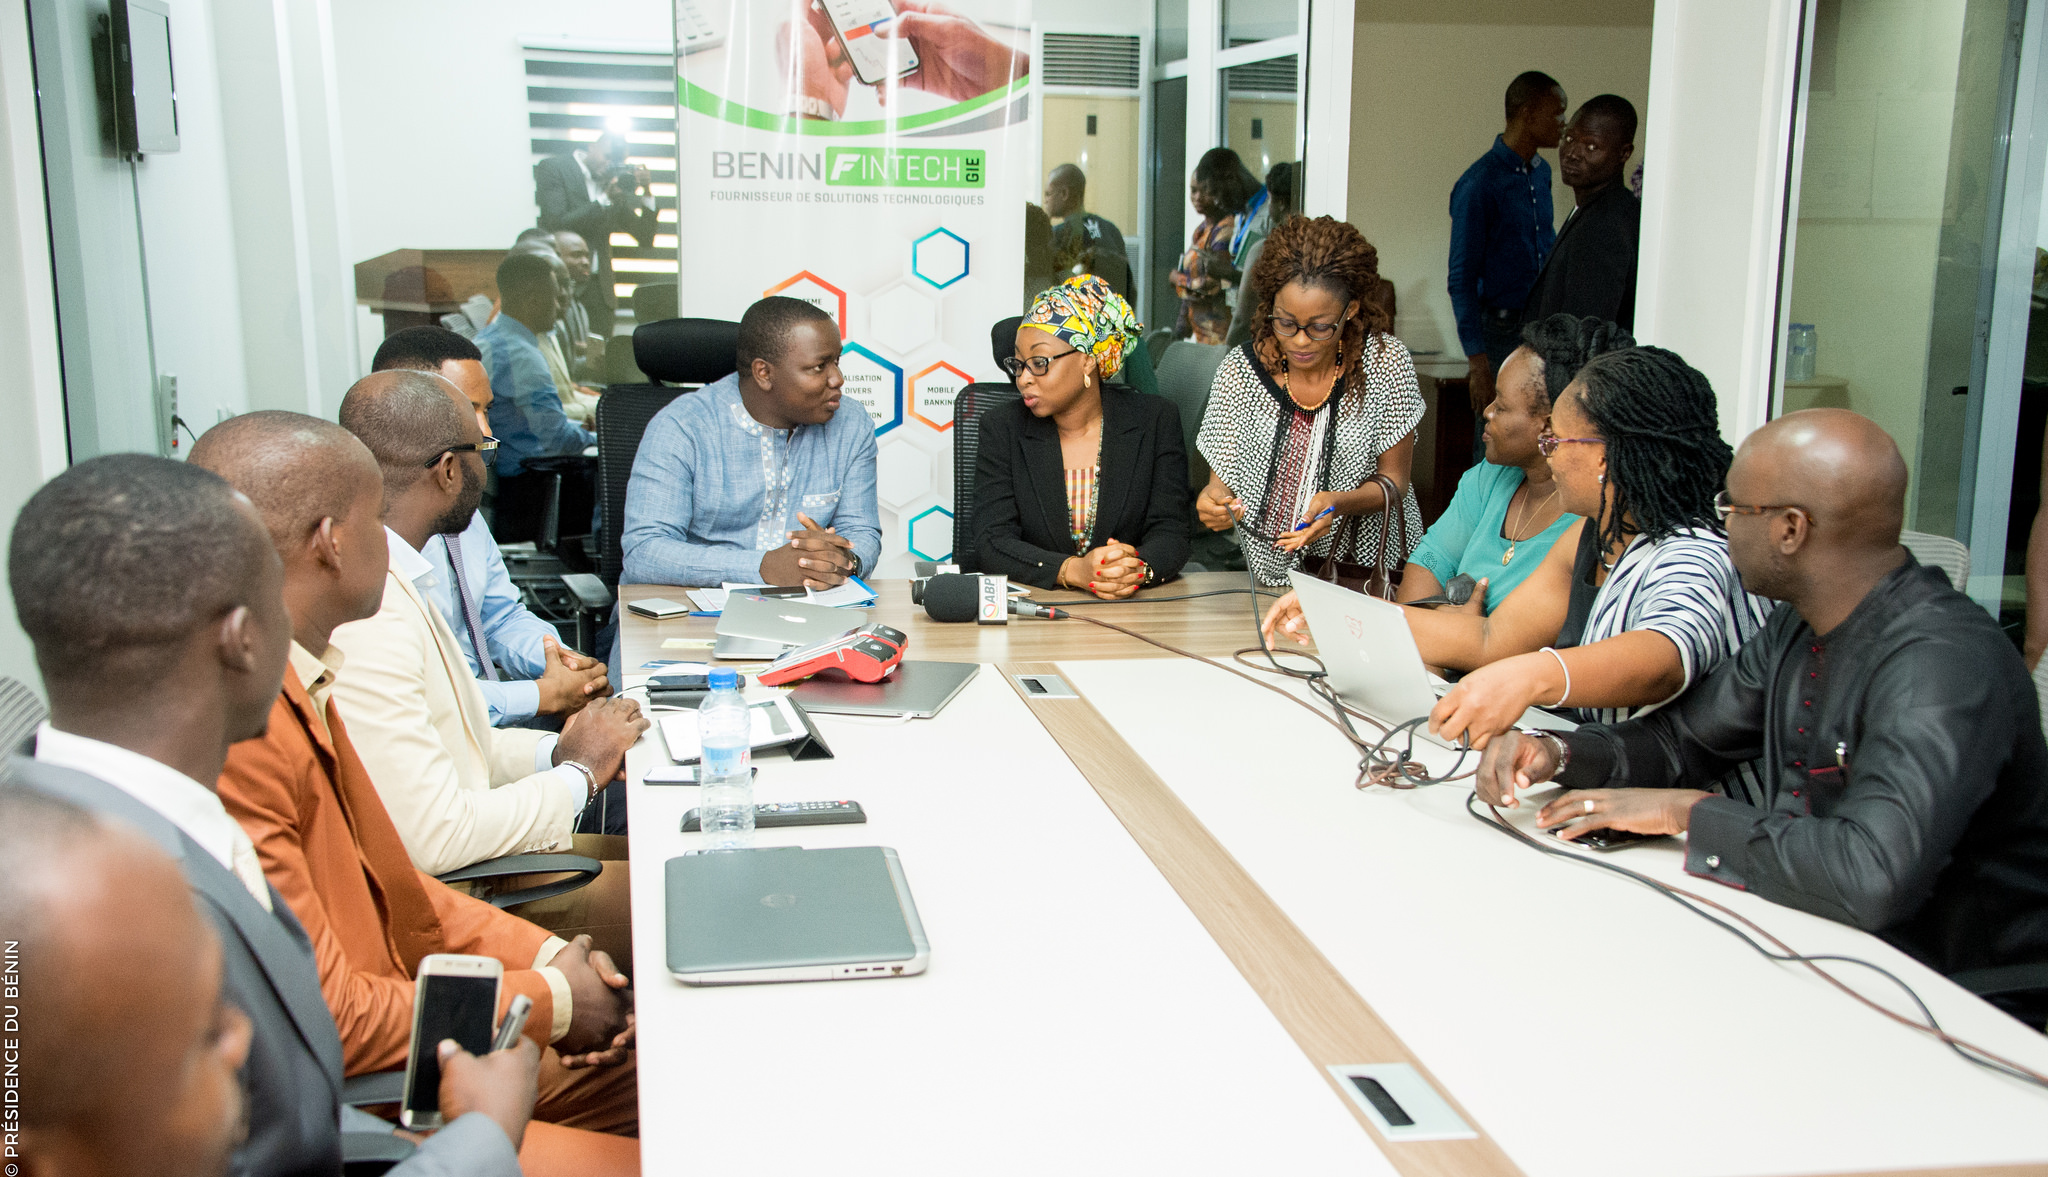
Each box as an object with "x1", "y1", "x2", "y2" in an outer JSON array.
[
  {"x1": 755, "y1": 586, "x2": 808, "y2": 598},
  {"x1": 1560, "y1": 827, "x2": 1666, "y2": 852},
  {"x1": 400, "y1": 955, "x2": 501, "y2": 1129},
  {"x1": 649, "y1": 674, "x2": 710, "y2": 691}
]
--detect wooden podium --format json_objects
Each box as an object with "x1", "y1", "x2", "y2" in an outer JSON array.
[{"x1": 354, "y1": 248, "x2": 504, "y2": 336}]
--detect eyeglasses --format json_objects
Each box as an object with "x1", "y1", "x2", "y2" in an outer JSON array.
[
  {"x1": 425, "y1": 437, "x2": 499, "y2": 467},
  {"x1": 1713, "y1": 490, "x2": 1806, "y2": 523},
  {"x1": 1001, "y1": 349, "x2": 1082, "y2": 379},
  {"x1": 1269, "y1": 315, "x2": 1342, "y2": 341},
  {"x1": 1536, "y1": 430, "x2": 1606, "y2": 457}
]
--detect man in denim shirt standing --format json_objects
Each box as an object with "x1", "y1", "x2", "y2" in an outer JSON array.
[
  {"x1": 1448, "y1": 70, "x2": 1566, "y2": 425},
  {"x1": 622, "y1": 297, "x2": 880, "y2": 588}
]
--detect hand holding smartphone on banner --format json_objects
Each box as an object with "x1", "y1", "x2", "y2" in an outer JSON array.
[{"x1": 779, "y1": 1, "x2": 1030, "y2": 120}]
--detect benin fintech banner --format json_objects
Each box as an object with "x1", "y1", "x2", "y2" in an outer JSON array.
[{"x1": 674, "y1": 0, "x2": 1033, "y2": 576}]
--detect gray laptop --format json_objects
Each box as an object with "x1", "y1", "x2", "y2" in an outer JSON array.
[
  {"x1": 790, "y1": 660, "x2": 979, "y2": 718},
  {"x1": 665, "y1": 846, "x2": 930, "y2": 985},
  {"x1": 713, "y1": 593, "x2": 868, "y2": 660},
  {"x1": 1287, "y1": 571, "x2": 1576, "y2": 749}
]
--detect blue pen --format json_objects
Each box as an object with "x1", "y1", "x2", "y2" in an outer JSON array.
[{"x1": 1295, "y1": 505, "x2": 1336, "y2": 532}]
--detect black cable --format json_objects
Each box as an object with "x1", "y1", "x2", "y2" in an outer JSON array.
[
  {"x1": 1463, "y1": 790, "x2": 2048, "y2": 1091},
  {"x1": 1055, "y1": 586, "x2": 1282, "y2": 606}
]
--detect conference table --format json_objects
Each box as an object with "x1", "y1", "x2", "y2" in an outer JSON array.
[{"x1": 617, "y1": 572, "x2": 2048, "y2": 1177}]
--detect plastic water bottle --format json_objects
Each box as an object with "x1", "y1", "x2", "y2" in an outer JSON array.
[
  {"x1": 1787, "y1": 323, "x2": 1818, "y2": 381},
  {"x1": 696, "y1": 667, "x2": 754, "y2": 848}
]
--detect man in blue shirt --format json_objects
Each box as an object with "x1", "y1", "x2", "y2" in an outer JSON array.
[
  {"x1": 1448, "y1": 70, "x2": 1566, "y2": 419},
  {"x1": 370, "y1": 326, "x2": 610, "y2": 727},
  {"x1": 477, "y1": 252, "x2": 594, "y2": 476},
  {"x1": 623, "y1": 297, "x2": 880, "y2": 587}
]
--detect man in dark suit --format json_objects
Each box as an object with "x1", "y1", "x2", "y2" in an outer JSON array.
[
  {"x1": 1522, "y1": 95, "x2": 1640, "y2": 332},
  {"x1": 533, "y1": 132, "x2": 655, "y2": 336},
  {"x1": 4, "y1": 453, "x2": 533, "y2": 1177}
]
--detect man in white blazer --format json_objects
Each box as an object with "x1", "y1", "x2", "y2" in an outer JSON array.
[{"x1": 331, "y1": 370, "x2": 647, "y2": 965}]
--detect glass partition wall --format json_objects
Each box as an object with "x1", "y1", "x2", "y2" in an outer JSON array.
[{"x1": 1775, "y1": 0, "x2": 2041, "y2": 630}]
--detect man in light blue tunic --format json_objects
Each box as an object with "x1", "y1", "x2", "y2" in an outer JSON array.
[{"x1": 623, "y1": 296, "x2": 880, "y2": 588}]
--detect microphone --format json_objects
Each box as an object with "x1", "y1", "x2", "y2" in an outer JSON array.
[{"x1": 920, "y1": 574, "x2": 1067, "y2": 623}]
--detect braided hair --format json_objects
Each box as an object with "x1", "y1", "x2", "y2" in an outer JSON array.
[
  {"x1": 1248, "y1": 215, "x2": 1391, "y2": 383},
  {"x1": 1518, "y1": 314, "x2": 1634, "y2": 412},
  {"x1": 1568, "y1": 346, "x2": 1732, "y2": 551}
]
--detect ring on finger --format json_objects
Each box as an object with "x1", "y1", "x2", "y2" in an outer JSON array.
[{"x1": 1583, "y1": 798, "x2": 1595, "y2": 814}]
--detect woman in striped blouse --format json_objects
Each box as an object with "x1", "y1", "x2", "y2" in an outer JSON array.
[{"x1": 1266, "y1": 346, "x2": 1772, "y2": 761}]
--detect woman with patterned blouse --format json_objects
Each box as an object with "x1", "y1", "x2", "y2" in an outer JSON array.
[
  {"x1": 971, "y1": 276, "x2": 1191, "y2": 597},
  {"x1": 1195, "y1": 216, "x2": 1425, "y2": 588}
]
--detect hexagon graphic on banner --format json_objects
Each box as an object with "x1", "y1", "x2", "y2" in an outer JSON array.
[
  {"x1": 907, "y1": 506, "x2": 954, "y2": 562},
  {"x1": 875, "y1": 439, "x2": 935, "y2": 509},
  {"x1": 763, "y1": 271, "x2": 848, "y2": 339},
  {"x1": 908, "y1": 361, "x2": 972, "y2": 431},
  {"x1": 867, "y1": 283, "x2": 938, "y2": 355},
  {"x1": 838, "y1": 342, "x2": 903, "y2": 436},
  {"x1": 911, "y1": 228, "x2": 969, "y2": 290}
]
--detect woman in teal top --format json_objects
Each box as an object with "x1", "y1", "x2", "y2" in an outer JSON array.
[{"x1": 1399, "y1": 315, "x2": 1634, "y2": 614}]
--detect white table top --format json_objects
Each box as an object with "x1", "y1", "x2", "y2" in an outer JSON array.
[
  {"x1": 624, "y1": 669, "x2": 1391, "y2": 1175},
  {"x1": 1057, "y1": 657, "x2": 2048, "y2": 1177}
]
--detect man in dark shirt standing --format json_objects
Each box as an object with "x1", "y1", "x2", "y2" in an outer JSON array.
[
  {"x1": 1476, "y1": 410, "x2": 2048, "y2": 1019},
  {"x1": 1522, "y1": 95, "x2": 1640, "y2": 331},
  {"x1": 534, "y1": 132, "x2": 655, "y2": 336},
  {"x1": 1448, "y1": 70, "x2": 1565, "y2": 419},
  {"x1": 1044, "y1": 163, "x2": 1132, "y2": 302}
]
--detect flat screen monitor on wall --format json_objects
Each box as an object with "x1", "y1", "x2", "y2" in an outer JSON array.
[{"x1": 111, "y1": 0, "x2": 178, "y2": 156}]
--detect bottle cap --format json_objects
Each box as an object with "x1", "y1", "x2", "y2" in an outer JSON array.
[{"x1": 708, "y1": 667, "x2": 739, "y2": 690}]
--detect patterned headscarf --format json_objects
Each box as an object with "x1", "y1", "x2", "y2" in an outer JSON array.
[{"x1": 1023, "y1": 275, "x2": 1142, "y2": 380}]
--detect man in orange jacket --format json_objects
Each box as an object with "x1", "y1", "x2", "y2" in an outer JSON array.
[{"x1": 192, "y1": 411, "x2": 640, "y2": 1176}]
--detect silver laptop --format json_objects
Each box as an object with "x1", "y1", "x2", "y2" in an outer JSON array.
[
  {"x1": 713, "y1": 593, "x2": 868, "y2": 659},
  {"x1": 1286, "y1": 571, "x2": 1576, "y2": 749},
  {"x1": 665, "y1": 846, "x2": 930, "y2": 985},
  {"x1": 790, "y1": 660, "x2": 979, "y2": 718}
]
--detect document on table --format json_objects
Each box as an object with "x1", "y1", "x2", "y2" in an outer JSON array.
[
  {"x1": 685, "y1": 577, "x2": 877, "y2": 613},
  {"x1": 657, "y1": 695, "x2": 808, "y2": 764}
]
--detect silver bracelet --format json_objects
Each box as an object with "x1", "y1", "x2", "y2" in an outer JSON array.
[
  {"x1": 1540, "y1": 645, "x2": 1572, "y2": 706},
  {"x1": 559, "y1": 758, "x2": 598, "y2": 803}
]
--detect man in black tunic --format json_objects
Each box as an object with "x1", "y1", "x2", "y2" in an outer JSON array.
[{"x1": 1477, "y1": 409, "x2": 2048, "y2": 1022}]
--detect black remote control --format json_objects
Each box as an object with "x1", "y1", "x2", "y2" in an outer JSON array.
[{"x1": 680, "y1": 800, "x2": 866, "y2": 832}]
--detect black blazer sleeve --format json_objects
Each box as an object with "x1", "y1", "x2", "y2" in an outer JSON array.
[
  {"x1": 534, "y1": 156, "x2": 616, "y2": 244},
  {"x1": 1127, "y1": 395, "x2": 1191, "y2": 583},
  {"x1": 972, "y1": 403, "x2": 1072, "y2": 589}
]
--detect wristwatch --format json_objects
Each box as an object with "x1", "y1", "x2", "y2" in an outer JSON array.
[
  {"x1": 789, "y1": 95, "x2": 839, "y2": 121},
  {"x1": 559, "y1": 759, "x2": 599, "y2": 804},
  {"x1": 1528, "y1": 730, "x2": 1570, "y2": 781}
]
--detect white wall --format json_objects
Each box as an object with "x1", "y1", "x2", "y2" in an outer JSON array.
[
  {"x1": 1636, "y1": 0, "x2": 1810, "y2": 443},
  {"x1": 0, "y1": 0, "x2": 77, "y2": 693},
  {"x1": 331, "y1": 0, "x2": 670, "y2": 263},
  {"x1": 1345, "y1": 13, "x2": 1653, "y2": 361}
]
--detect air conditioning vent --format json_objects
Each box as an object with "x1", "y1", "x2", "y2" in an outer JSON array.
[
  {"x1": 1043, "y1": 33, "x2": 1141, "y2": 90},
  {"x1": 1223, "y1": 55, "x2": 1298, "y2": 95}
]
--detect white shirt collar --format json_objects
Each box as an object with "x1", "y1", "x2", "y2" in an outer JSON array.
[
  {"x1": 388, "y1": 525, "x2": 437, "y2": 587},
  {"x1": 33, "y1": 723, "x2": 244, "y2": 873}
]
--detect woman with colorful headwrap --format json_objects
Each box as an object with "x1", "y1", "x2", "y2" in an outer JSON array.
[{"x1": 970, "y1": 276, "x2": 1192, "y2": 596}]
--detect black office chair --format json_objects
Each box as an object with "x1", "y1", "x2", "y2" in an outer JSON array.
[
  {"x1": 551, "y1": 317, "x2": 743, "y2": 645},
  {"x1": 949, "y1": 382, "x2": 1023, "y2": 572}
]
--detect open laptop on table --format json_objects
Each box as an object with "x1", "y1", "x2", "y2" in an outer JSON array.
[
  {"x1": 713, "y1": 593, "x2": 868, "y2": 659},
  {"x1": 1286, "y1": 571, "x2": 1576, "y2": 750}
]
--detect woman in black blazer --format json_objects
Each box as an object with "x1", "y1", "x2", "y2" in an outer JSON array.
[{"x1": 973, "y1": 276, "x2": 1191, "y2": 596}]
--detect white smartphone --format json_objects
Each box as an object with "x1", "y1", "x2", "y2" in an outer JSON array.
[
  {"x1": 628, "y1": 597, "x2": 691, "y2": 619},
  {"x1": 820, "y1": 0, "x2": 920, "y2": 87},
  {"x1": 400, "y1": 954, "x2": 503, "y2": 1130}
]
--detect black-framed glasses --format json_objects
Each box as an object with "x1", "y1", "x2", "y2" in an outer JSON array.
[
  {"x1": 1001, "y1": 349, "x2": 1082, "y2": 379},
  {"x1": 425, "y1": 437, "x2": 499, "y2": 467},
  {"x1": 1536, "y1": 430, "x2": 1605, "y2": 457},
  {"x1": 1713, "y1": 490, "x2": 1806, "y2": 523},
  {"x1": 1269, "y1": 314, "x2": 1341, "y2": 341}
]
